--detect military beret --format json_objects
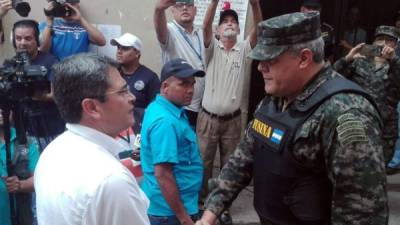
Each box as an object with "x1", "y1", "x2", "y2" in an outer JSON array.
[{"x1": 249, "y1": 12, "x2": 321, "y2": 61}]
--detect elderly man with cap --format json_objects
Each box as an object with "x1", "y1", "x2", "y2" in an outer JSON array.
[
  {"x1": 140, "y1": 58, "x2": 204, "y2": 225},
  {"x1": 334, "y1": 25, "x2": 400, "y2": 167},
  {"x1": 196, "y1": 12, "x2": 388, "y2": 225},
  {"x1": 198, "y1": 0, "x2": 262, "y2": 223},
  {"x1": 111, "y1": 33, "x2": 160, "y2": 133}
]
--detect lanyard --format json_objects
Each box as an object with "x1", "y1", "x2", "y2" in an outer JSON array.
[
  {"x1": 173, "y1": 21, "x2": 204, "y2": 69},
  {"x1": 117, "y1": 129, "x2": 131, "y2": 144}
]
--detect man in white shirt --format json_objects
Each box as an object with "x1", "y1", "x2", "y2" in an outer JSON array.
[
  {"x1": 154, "y1": 0, "x2": 205, "y2": 128},
  {"x1": 34, "y1": 53, "x2": 150, "y2": 225}
]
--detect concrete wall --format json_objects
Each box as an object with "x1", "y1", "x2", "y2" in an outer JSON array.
[
  {"x1": 1, "y1": 0, "x2": 162, "y2": 72},
  {"x1": 0, "y1": 0, "x2": 255, "y2": 74},
  {"x1": 0, "y1": 0, "x2": 255, "y2": 123}
]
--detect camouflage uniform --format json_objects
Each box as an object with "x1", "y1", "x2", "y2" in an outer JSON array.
[
  {"x1": 334, "y1": 26, "x2": 400, "y2": 163},
  {"x1": 204, "y1": 12, "x2": 388, "y2": 225}
]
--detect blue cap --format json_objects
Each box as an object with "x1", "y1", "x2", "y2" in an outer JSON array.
[{"x1": 160, "y1": 58, "x2": 205, "y2": 82}]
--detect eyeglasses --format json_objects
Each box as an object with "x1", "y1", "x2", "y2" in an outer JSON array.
[
  {"x1": 174, "y1": 3, "x2": 194, "y2": 9},
  {"x1": 104, "y1": 84, "x2": 133, "y2": 97}
]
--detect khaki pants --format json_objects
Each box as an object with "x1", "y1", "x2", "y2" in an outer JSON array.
[{"x1": 196, "y1": 110, "x2": 242, "y2": 201}]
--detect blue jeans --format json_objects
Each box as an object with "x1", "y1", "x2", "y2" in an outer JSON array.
[
  {"x1": 388, "y1": 103, "x2": 400, "y2": 168},
  {"x1": 148, "y1": 214, "x2": 200, "y2": 225}
]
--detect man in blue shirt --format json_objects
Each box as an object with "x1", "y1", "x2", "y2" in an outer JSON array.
[
  {"x1": 141, "y1": 58, "x2": 204, "y2": 225},
  {"x1": 111, "y1": 33, "x2": 160, "y2": 133},
  {"x1": 12, "y1": 19, "x2": 65, "y2": 150},
  {"x1": 39, "y1": 0, "x2": 106, "y2": 60}
]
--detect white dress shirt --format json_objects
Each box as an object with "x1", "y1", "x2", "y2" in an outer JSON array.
[{"x1": 34, "y1": 124, "x2": 150, "y2": 225}]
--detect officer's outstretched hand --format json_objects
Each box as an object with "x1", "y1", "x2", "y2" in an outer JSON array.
[
  {"x1": 345, "y1": 43, "x2": 365, "y2": 62},
  {"x1": 195, "y1": 210, "x2": 217, "y2": 225}
]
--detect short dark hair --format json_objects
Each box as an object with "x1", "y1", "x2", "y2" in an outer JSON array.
[
  {"x1": 302, "y1": 0, "x2": 321, "y2": 11},
  {"x1": 12, "y1": 19, "x2": 40, "y2": 48},
  {"x1": 52, "y1": 53, "x2": 119, "y2": 123}
]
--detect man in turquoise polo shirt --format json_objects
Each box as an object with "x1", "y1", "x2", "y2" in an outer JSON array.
[{"x1": 141, "y1": 58, "x2": 205, "y2": 225}]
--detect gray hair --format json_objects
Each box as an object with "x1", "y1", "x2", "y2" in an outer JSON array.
[
  {"x1": 52, "y1": 53, "x2": 119, "y2": 123},
  {"x1": 286, "y1": 37, "x2": 325, "y2": 63}
]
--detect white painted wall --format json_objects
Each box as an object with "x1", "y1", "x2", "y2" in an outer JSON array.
[
  {"x1": 0, "y1": 0, "x2": 256, "y2": 122},
  {"x1": 1, "y1": 0, "x2": 255, "y2": 72}
]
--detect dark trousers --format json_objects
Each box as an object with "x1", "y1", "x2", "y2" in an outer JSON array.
[{"x1": 148, "y1": 213, "x2": 200, "y2": 225}]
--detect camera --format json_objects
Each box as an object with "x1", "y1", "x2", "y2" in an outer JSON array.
[
  {"x1": 12, "y1": 0, "x2": 31, "y2": 17},
  {"x1": 359, "y1": 45, "x2": 383, "y2": 57},
  {"x1": 0, "y1": 51, "x2": 49, "y2": 102},
  {"x1": 44, "y1": 0, "x2": 77, "y2": 18}
]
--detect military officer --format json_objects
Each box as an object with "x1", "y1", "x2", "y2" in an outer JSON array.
[
  {"x1": 196, "y1": 12, "x2": 388, "y2": 225},
  {"x1": 334, "y1": 25, "x2": 400, "y2": 165}
]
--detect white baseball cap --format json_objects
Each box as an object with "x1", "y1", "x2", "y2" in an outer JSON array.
[{"x1": 110, "y1": 33, "x2": 143, "y2": 52}]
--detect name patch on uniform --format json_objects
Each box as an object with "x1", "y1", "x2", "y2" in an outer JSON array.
[{"x1": 251, "y1": 118, "x2": 286, "y2": 148}]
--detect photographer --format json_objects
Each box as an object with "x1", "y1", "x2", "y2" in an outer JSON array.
[
  {"x1": 0, "y1": 0, "x2": 11, "y2": 18},
  {"x1": 39, "y1": 0, "x2": 106, "y2": 60},
  {"x1": 334, "y1": 25, "x2": 400, "y2": 165},
  {"x1": 0, "y1": 110, "x2": 40, "y2": 225},
  {"x1": 12, "y1": 19, "x2": 65, "y2": 150}
]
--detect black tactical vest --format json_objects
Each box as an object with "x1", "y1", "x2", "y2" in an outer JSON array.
[{"x1": 250, "y1": 75, "x2": 375, "y2": 225}]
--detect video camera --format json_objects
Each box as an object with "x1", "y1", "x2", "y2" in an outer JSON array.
[
  {"x1": 44, "y1": 0, "x2": 79, "y2": 18},
  {"x1": 0, "y1": 51, "x2": 49, "y2": 102},
  {"x1": 12, "y1": 0, "x2": 31, "y2": 17}
]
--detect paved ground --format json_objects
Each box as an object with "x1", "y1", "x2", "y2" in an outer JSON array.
[
  {"x1": 388, "y1": 173, "x2": 400, "y2": 225},
  {"x1": 226, "y1": 173, "x2": 400, "y2": 224}
]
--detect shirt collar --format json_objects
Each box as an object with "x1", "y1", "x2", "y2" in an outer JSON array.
[
  {"x1": 295, "y1": 63, "x2": 334, "y2": 102},
  {"x1": 217, "y1": 39, "x2": 241, "y2": 51},
  {"x1": 66, "y1": 123, "x2": 124, "y2": 159},
  {"x1": 172, "y1": 20, "x2": 199, "y2": 35},
  {"x1": 155, "y1": 94, "x2": 186, "y2": 119}
]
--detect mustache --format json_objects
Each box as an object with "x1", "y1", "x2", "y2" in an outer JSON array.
[{"x1": 222, "y1": 29, "x2": 238, "y2": 38}]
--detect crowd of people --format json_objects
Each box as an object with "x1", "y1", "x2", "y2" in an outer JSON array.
[{"x1": 0, "y1": 0, "x2": 400, "y2": 225}]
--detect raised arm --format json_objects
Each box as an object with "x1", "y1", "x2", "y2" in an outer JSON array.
[
  {"x1": 39, "y1": 1, "x2": 55, "y2": 52},
  {"x1": 154, "y1": 0, "x2": 176, "y2": 45},
  {"x1": 0, "y1": 0, "x2": 11, "y2": 19},
  {"x1": 66, "y1": 3, "x2": 106, "y2": 46},
  {"x1": 248, "y1": 0, "x2": 262, "y2": 48},
  {"x1": 203, "y1": 0, "x2": 219, "y2": 48}
]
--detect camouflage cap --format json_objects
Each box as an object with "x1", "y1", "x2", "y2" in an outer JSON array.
[
  {"x1": 249, "y1": 12, "x2": 321, "y2": 61},
  {"x1": 374, "y1": 25, "x2": 399, "y2": 40}
]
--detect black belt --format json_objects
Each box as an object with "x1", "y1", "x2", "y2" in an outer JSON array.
[{"x1": 202, "y1": 108, "x2": 241, "y2": 121}]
